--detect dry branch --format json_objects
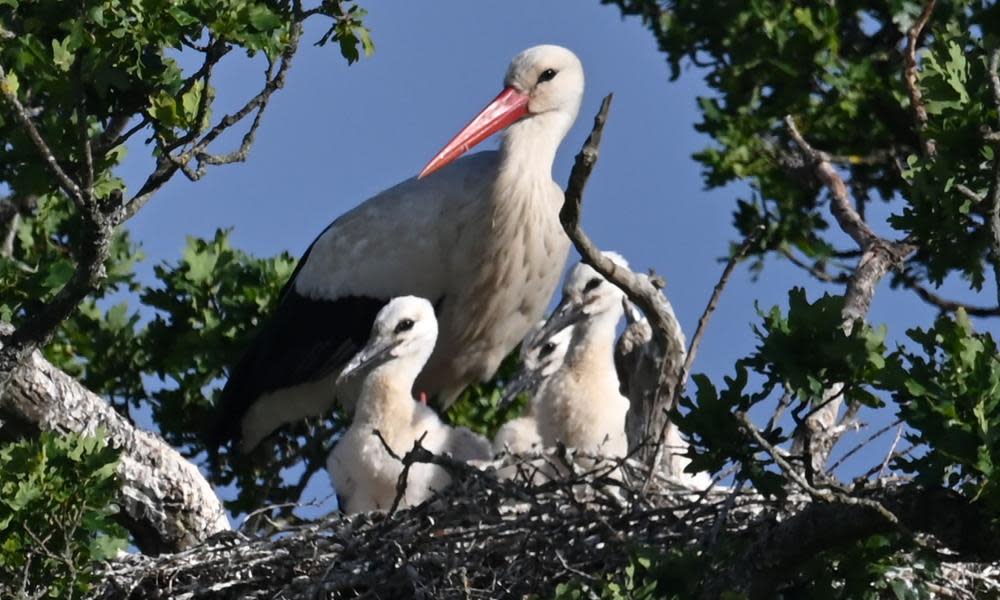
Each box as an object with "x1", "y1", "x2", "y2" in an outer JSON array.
[
  {"x1": 783, "y1": 116, "x2": 916, "y2": 476},
  {"x1": 559, "y1": 95, "x2": 698, "y2": 470},
  {"x1": 987, "y1": 48, "x2": 1000, "y2": 306},
  {"x1": 903, "y1": 0, "x2": 937, "y2": 158}
]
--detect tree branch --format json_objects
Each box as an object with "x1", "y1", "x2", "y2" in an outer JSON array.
[
  {"x1": 0, "y1": 327, "x2": 229, "y2": 554},
  {"x1": 903, "y1": 0, "x2": 937, "y2": 158},
  {"x1": 784, "y1": 115, "x2": 916, "y2": 475},
  {"x1": 558, "y1": 95, "x2": 695, "y2": 469},
  {"x1": 0, "y1": 65, "x2": 85, "y2": 208},
  {"x1": 987, "y1": 48, "x2": 1000, "y2": 306},
  {"x1": 894, "y1": 269, "x2": 1000, "y2": 317}
]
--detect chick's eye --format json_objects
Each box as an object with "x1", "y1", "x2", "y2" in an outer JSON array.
[
  {"x1": 394, "y1": 318, "x2": 415, "y2": 334},
  {"x1": 583, "y1": 278, "x2": 603, "y2": 292},
  {"x1": 537, "y1": 68, "x2": 558, "y2": 84},
  {"x1": 539, "y1": 342, "x2": 556, "y2": 357}
]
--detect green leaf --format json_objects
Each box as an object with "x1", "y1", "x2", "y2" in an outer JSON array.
[
  {"x1": 43, "y1": 260, "x2": 75, "y2": 291},
  {"x1": 248, "y1": 5, "x2": 281, "y2": 32},
  {"x1": 51, "y1": 37, "x2": 74, "y2": 71}
]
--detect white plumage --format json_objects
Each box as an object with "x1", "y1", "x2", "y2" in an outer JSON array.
[
  {"x1": 213, "y1": 45, "x2": 586, "y2": 453},
  {"x1": 534, "y1": 253, "x2": 632, "y2": 459},
  {"x1": 326, "y1": 297, "x2": 491, "y2": 514},
  {"x1": 492, "y1": 323, "x2": 573, "y2": 455}
]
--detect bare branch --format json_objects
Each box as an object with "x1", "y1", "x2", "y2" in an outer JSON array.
[
  {"x1": 903, "y1": 0, "x2": 937, "y2": 157},
  {"x1": 126, "y1": 23, "x2": 301, "y2": 218},
  {"x1": 828, "y1": 418, "x2": 904, "y2": 474},
  {"x1": 784, "y1": 116, "x2": 878, "y2": 248},
  {"x1": 987, "y1": 48, "x2": 1000, "y2": 306},
  {"x1": 783, "y1": 115, "x2": 917, "y2": 475},
  {"x1": 0, "y1": 65, "x2": 85, "y2": 208},
  {"x1": 738, "y1": 412, "x2": 899, "y2": 526},
  {"x1": 678, "y1": 229, "x2": 761, "y2": 397},
  {"x1": 894, "y1": 269, "x2": 1000, "y2": 317},
  {"x1": 781, "y1": 247, "x2": 850, "y2": 284}
]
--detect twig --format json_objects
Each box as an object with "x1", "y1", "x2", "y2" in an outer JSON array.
[
  {"x1": 828, "y1": 418, "x2": 903, "y2": 473},
  {"x1": 677, "y1": 228, "x2": 762, "y2": 399},
  {"x1": 903, "y1": 0, "x2": 937, "y2": 157},
  {"x1": 737, "y1": 412, "x2": 900, "y2": 526},
  {"x1": 0, "y1": 65, "x2": 85, "y2": 208},
  {"x1": 780, "y1": 247, "x2": 850, "y2": 284},
  {"x1": 894, "y1": 269, "x2": 1000, "y2": 316},
  {"x1": 645, "y1": 228, "x2": 762, "y2": 481},
  {"x1": 878, "y1": 424, "x2": 905, "y2": 478}
]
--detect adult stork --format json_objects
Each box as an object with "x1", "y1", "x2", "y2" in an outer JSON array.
[{"x1": 210, "y1": 45, "x2": 583, "y2": 453}]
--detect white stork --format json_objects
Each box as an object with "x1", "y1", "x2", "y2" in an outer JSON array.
[
  {"x1": 210, "y1": 45, "x2": 584, "y2": 452},
  {"x1": 534, "y1": 253, "x2": 631, "y2": 459},
  {"x1": 492, "y1": 323, "x2": 573, "y2": 455},
  {"x1": 326, "y1": 297, "x2": 491, "y2": 513}
]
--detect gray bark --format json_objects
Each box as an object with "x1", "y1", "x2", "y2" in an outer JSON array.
[{"x1": 0, "y1": 331, "x2": 229, "y2": 554}]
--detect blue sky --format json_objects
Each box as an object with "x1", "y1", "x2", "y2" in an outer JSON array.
[{"x1": 111, "y1": 2, "x2": 996, "y2": 509}]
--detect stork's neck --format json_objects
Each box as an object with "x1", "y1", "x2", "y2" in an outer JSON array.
[
  {"x1": 564, "y1": 311, "x2": 620, "y2": 375},
  {"x1": 354, "y1": 365, "x2": 419, "y2": 432},
  {"x1": 498, "y1": 111, "x2": 573, "y2": 182}
]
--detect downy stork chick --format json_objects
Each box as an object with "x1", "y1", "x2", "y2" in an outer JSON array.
[
  {"x1": 211, "y1": 45, "x2": 585, "y2": 454},
  {"x1": 534, "y1": 253, "x2": 631, "y2": 459},
  {"x1": 493, "y1": 324, "x2": 574, "y2": 455},
  {"x1": 326, "y1": 297, "x2": 491, "y2": 514}
]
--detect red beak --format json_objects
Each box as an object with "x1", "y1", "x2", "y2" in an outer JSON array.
[{"x1": 418, "y1": 87, "x2": 530, "y2": 179}]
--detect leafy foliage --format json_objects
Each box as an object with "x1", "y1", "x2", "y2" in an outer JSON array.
[
  {"x1": 606, "y1": 0, "x2": 1000, "y2": 288},
  {"x1": 0, "y1": 430, "x2": 127, "y2": 599},
  {"x1": 877, "y1": 310, "x2": 1000, "y2": 508},
  {"x1": 676, "y1": 288, "x2": 888, "y2": 493},
  {"x1": 552, "y1": 548, "x2": 662, "y2": 600},
  {"x1": 0, "y1": 0, "x2": 373, "y2": 520}
]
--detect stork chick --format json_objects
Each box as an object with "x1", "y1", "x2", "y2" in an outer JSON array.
[
  {"x1": 493, "y1": 323, "x2": 573, "y2": 455},
  {"x1": 534, "y1": 253, "x2": 631, "y2": 459},
  {"x1": 326, "y1": 297, "x2": 491, "y2": 514}
]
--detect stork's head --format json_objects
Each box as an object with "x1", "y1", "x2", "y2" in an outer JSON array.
[
  {"x1": 561, "y1": 252, "x2": 630, "y2": 317},
  {"x1": 419, "y1": 45, "x2": 584, "y2": 178},
  {"x1": 522, "y1": 322, "x2": 573, "y2": 378},
  {"x1": 504, "y1": 45, "x2": 584, "y2": 121},
  {"x1": 500, "y1": 322, "x2": 574, "y2": 408},
  {"x1": 337, "y1": 296, "x2": 438, "y2": 383},
  {"x1": 535, "y1": 252, "x2": 630, "y2": 340}
]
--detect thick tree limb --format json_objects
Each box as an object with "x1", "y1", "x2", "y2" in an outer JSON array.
[
  {"x1": 0, "y1": 329, "x2": 229, "y2": 554},
  {"x1": 705, "y1": 484, "x2": 1000, "y2": 599}
]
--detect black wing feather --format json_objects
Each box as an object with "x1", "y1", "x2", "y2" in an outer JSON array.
[{"x1": 207, "y1": 282, "x2": 386, "y2": 449}]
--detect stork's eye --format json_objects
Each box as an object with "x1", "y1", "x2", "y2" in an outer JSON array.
[
  {"x1": 537, "y1": 68, "x2": 558, "y2": 84},
  {"x1": 394, "y1": 318, "x2": 415, "y2": 333},
  {"x1": 539, "y1": 341, "x2": 557, "y2": 357},
  {"x1": 583, "y1": 277, "x2": 603, "y2": 292}
]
